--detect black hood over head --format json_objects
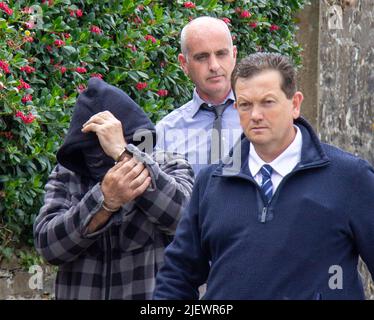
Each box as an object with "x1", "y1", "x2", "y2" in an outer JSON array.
[{"x1": 56, "y1": 77, "x2": 156, "y2": 180}]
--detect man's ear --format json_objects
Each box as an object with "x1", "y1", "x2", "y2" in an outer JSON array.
[
  {"x1": 233, "y1": 45, "x2": 238, "y2": 61},
  {"x1": 178, "y1": 53, "x2": 188, "y2": 75},
  {"x1": 292, "y1": 91, "x2": 303, "y2": 119}
]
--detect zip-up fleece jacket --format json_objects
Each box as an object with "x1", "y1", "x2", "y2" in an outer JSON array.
[{"x1": 154, "y1": 118, "x2": 374, "y2": 300}]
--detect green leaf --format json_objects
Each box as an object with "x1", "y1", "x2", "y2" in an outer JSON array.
[
  {"x1": 62, "y1": 45, "x2": 77, "y2": 55},
  {"x1": 127, "y1": 71, "x2": 139, "y2": 82},
  {"x1": 136, "y1": 71, "x2": 149, "y2": 79},
  {"x1": 0, "y1": 18, "x2": 6, "y2": 27}
]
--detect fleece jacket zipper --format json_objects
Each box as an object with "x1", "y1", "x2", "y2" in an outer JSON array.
[{"x1": 222, "y1": 160, "x2": 329, "y2": 224}]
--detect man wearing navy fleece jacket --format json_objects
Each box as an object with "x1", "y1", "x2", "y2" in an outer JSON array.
[{"x1": 154, "y1": 52, "x2": 374, "y2": 300}]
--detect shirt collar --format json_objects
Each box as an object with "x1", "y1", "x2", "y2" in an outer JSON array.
[
  {"x1": 191, "y1": 89, "x2": 236, "y2": 118},
  {"x1": 249, "y1": 125, "x2": 302, "y2": 178}
]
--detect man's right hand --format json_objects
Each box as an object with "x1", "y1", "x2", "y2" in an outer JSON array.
[
  {"x1": 81, "y1": 111, "x2": 126, "y2": 161},
  {"x1": 101, "y1": 156, "x2": 151, "y2": 210}
]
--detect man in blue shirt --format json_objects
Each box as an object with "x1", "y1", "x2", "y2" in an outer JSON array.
[
  {"x1": 154, "y1": 52, "x2": 374, "y2": 300},
  {"x1": 156, "y1": 16, "x2": 242, "y2": 176}
]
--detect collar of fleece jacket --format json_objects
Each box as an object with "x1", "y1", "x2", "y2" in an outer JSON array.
[{"x1": 56, "y1": 77, "x2": 156, "y2": 180}]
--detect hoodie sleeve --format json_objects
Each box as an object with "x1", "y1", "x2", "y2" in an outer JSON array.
[
  {"x1": 153, "y1": 170, "x2": 210, "y2": 299},
  {"x1": 127, "y1": 144, "x2": 194, "y2": 235},
  {"x1": 33, "y1": 165, "x2": 116, "y2": 265}
]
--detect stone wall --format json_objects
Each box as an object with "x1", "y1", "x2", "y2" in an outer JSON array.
[
  {"x1": 319, "y1": 0, "x2": 374, "y2": 164},
  {"x1": 297, "y1": 0, "x2": 373, "y2": 299},
  {"x1": 0, "y1": 259, "x2": 55, "y2": 299},
  {"x1": 319, "y1": 0, "x2": 374, "y2": 299},
  {"x1": 296, "y1": 0, "x2": 320, "y2": 129}
]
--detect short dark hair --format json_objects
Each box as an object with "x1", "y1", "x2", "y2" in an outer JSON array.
[{"x1": 231, "y1": 52, "x2": 297, "y2": 99}]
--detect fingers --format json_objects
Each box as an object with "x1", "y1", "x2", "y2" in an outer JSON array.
[
  {"x1": 83, "y1": 111, "x2": 114, "y2": 125},
  {"x1": 112, "y1": 156, "x2": 138, "y2": 173},
  {"x1": 82, "y1": 111, "x2": 117, "y2": 129},
  {"x1": 129, "y1": 167, "x2": 150, "y2": 189},
  {"x1": 126, "y1": 161, "x2": 146, "y2": 180},
  {"x1": 109, "y1": 158, "x2": 150, "y2": 190},
  {"x1": 81, "y1": 114, "x2": 109, "y2": 133},
  {"x1": 81, "y1": 122, "x2": 101, "y2": 133},
  {"x1": 101, "y1": 159, "x2": 151, "y2": 206},
  {"x1": 106, "y1": 155, "x2": 132, "y2": 174},
  {"x1": 132, "y1": 177, "x2": 152, "y2": 197},
  {"x1": 82, "y1": 114, "x2": 105, "y2": 129},
  {"x1": 114, "y1": 159, "x2": 150, "y2": 190}
]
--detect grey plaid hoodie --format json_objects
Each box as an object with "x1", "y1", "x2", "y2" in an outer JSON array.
[{"x1": 34, "y1": 145, "x2": 194, "y2": 299}]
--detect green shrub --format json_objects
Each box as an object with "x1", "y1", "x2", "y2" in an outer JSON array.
[{"x1": 0, "y1": 0, "x2": 307, "y2": 254}]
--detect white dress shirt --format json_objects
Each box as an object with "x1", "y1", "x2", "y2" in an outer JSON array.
[{"x1": 249, "y1": 126, "x2": 302, "y2": 193}]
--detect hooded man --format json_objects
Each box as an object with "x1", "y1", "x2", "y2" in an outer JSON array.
[{"x1": 34, "y1": 78, "x2": 194, "y2": 299}]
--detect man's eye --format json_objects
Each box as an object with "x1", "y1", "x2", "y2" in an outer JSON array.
[
  {"x1": 239, "y1": 103, "x2": 250, "y2": 110},
  {"x1": 217, "y1": 51, "x2": 228, "y2": 57},
  {"x1": 195, "y1": 55, "x2": 207, "y2": 61}
]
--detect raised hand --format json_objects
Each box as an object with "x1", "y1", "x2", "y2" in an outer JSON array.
[
  {"x1": 81, "y1": 110, "x2": 126, "y2": 160},
  {"x1": 101, "y1": 156, "x2": 151, "y2": 210}
]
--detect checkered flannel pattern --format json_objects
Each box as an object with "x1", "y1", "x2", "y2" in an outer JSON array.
[{"x1": 34, "y1": 146, "x2": 194, "y2": 299}]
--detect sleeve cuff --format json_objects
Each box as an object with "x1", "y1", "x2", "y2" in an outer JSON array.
[
  {"x1": 126, "y1": 144, "x2": 159, "y2": 192},
  {"x1": 79, "y1": 183, "x2": 119, "y2": 237}
]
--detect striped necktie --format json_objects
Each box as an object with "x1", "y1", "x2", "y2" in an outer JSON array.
[{"x1": 260, "y1": 164, "x2": 273, "y2": 204}]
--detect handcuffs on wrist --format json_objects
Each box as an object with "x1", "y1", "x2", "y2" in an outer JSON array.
[
  {"x1": 115, "y1": 145, "x2": 133, "y2": 164},
  {"x1": 101, "y1": 201, "x2": 120, "y2": 213},
  {"x1": 101, "y1": 146, "x2": 133, "y2": 214}
]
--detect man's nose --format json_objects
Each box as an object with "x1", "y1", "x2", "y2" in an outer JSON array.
[
  {"x1": 209, "y1": 55, "x2": 220, "y2": 72},
  {"x1": 250, "y1": 105, "x2": 263, "y2": 121}
]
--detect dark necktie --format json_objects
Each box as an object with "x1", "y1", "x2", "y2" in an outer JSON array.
[
  {"x1": 260, "y1": 164, "x2": 273, "y2": 204},
  {"x1": 200, "y1": 99, "x2": 233, "y2": 164}
]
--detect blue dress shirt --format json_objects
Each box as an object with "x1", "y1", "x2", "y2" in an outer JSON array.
[{"x1": 156, "y1": 89, "x2": 242, "y2": 176}]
